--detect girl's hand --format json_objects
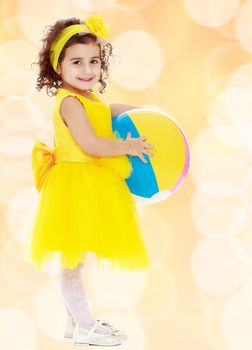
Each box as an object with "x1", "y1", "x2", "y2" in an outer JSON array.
[{"x1": 126, "y1": 132, "x2": 155, "y2": 164}]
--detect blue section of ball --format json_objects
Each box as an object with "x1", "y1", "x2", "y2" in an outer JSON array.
[{"x1": 112, "y1": 113, "x2": 159, "y2": 198}]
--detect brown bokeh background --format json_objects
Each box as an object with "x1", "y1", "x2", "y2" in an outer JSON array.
[{"x1": 1, "y1": 0, "x2": 252, "y2": 349}]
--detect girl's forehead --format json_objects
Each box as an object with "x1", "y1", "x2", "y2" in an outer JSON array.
[{"x1": 65, "y1": 42, "x2": 100, "y2": 58}]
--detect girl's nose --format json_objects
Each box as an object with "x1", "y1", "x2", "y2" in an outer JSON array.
[{"x1": 82, "y1": 65, "x2": 91, "y2": 73}]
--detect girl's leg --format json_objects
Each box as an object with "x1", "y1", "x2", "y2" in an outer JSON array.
[
  {"x1": 64, "y1": 301, "x2": 73, "y2": 318},
  {"x1": 59, "y1": 262, "x2": 110, "y2": 335}
]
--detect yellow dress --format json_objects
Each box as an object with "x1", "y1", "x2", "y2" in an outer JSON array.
[{"x1": 24, "y1": 87, "x2": 150, "y2": 271}]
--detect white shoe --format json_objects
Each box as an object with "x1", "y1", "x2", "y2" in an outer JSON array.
[
  {"x1": 64, "y1": 314, "x2": 126, "y2": 339},
  {"x1": 73, "y1": 320, "x2": 127, "y2": 346}
]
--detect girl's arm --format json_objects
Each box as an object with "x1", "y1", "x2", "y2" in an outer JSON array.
[
  {"x1": 60, "y1": 96, "x2": 131, "y2": 157},
  {"x1": 110, "y1": 103, "x2": 142, "y2": 117}
]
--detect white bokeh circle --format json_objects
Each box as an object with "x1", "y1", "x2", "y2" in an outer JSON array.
[
  {"x1": 111, "y1": 30, "x2": 164, "y2": 90},
  {"x1": 73, "y1": 0, "x2": 117, "y2": 11},
  {"x1": 191, "y1": 238, "x2": 249, "y2": 295},
  {"x1": 191, "y1": 189, "x2": 243, "y2": 237},
  {"x1": 183, "y1": 0, "x2": 240, "y2": 27},
  {"x1": 235, "y1": 0, "x2": 252, "y2": 53},
  {"x1": 219, "y1": 282, "x2": 252, "y2": 350},
  {"x1": 0, "y1": 308, "x2": 38, "y2": 350}
]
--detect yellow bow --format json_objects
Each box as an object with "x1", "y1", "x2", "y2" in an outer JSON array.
[
  {"x1": 85, "y1": 14, "x2": 110, "y2": 39},
  {"x1": 32, "y1": 141, "x2": 55, "y2": 192},
  {"x1": 31, "y1": 139, "x2": 133, "y2": 192}
]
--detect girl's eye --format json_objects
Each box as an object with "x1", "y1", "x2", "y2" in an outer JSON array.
[{"x1": 72, "y1": 59, "x2": 100, "y2": 65}]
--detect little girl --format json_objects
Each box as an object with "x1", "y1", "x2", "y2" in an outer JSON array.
[{"x1": 25, "y1": 13, "x2": 154, "y2": 346}]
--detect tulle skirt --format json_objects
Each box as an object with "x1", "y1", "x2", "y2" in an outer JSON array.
[{"x1": 24, "y1": 161, "x2": 150, "y2": 271}]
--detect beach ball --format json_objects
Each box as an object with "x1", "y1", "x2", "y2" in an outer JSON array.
[{"x1": 111, "y1": 108, "x2": 190, "y2": 205}]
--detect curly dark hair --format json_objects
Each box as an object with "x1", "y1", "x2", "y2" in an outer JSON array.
[{"x1": 32, "y1": 17, "x2": 114, "y2": 97}]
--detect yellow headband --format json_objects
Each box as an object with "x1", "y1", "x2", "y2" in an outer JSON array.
[{"x1": 50, "y1": 14, "x2": 110, "y2": 72}]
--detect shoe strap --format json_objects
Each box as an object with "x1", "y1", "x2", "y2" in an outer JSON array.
[{"x1": 87, "y1": 320, "x2": 101, "y2": 337}]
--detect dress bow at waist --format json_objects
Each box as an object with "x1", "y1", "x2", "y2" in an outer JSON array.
[{"x1": 32, "y1": 141, "x2": 133, "y2": 192}]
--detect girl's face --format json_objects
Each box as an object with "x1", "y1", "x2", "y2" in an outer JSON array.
[{"x1": 56, "y1": 41, "x2": 102, "y2": 94}]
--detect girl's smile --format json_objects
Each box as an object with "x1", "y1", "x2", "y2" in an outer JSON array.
[{"x1": 77, "y1": 76, "x2": 94, "y2": 82}]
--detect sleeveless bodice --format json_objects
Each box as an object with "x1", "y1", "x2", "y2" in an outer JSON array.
[{"x1": 53, "y1": 88, "x2": 114, "y2": 147}]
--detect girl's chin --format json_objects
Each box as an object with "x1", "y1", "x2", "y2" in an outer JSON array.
[{"x1": 77, "y1": 81, "x2": 97, "y2": 89}]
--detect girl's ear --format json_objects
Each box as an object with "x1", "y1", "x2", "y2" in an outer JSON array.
[{"x1": 56, "y1": 64, "x2": 61, "y2": 75}]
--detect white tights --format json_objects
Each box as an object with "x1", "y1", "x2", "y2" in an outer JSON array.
[{"x1": 59, "y1": 261, "x2": 110, "y2": 335}]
